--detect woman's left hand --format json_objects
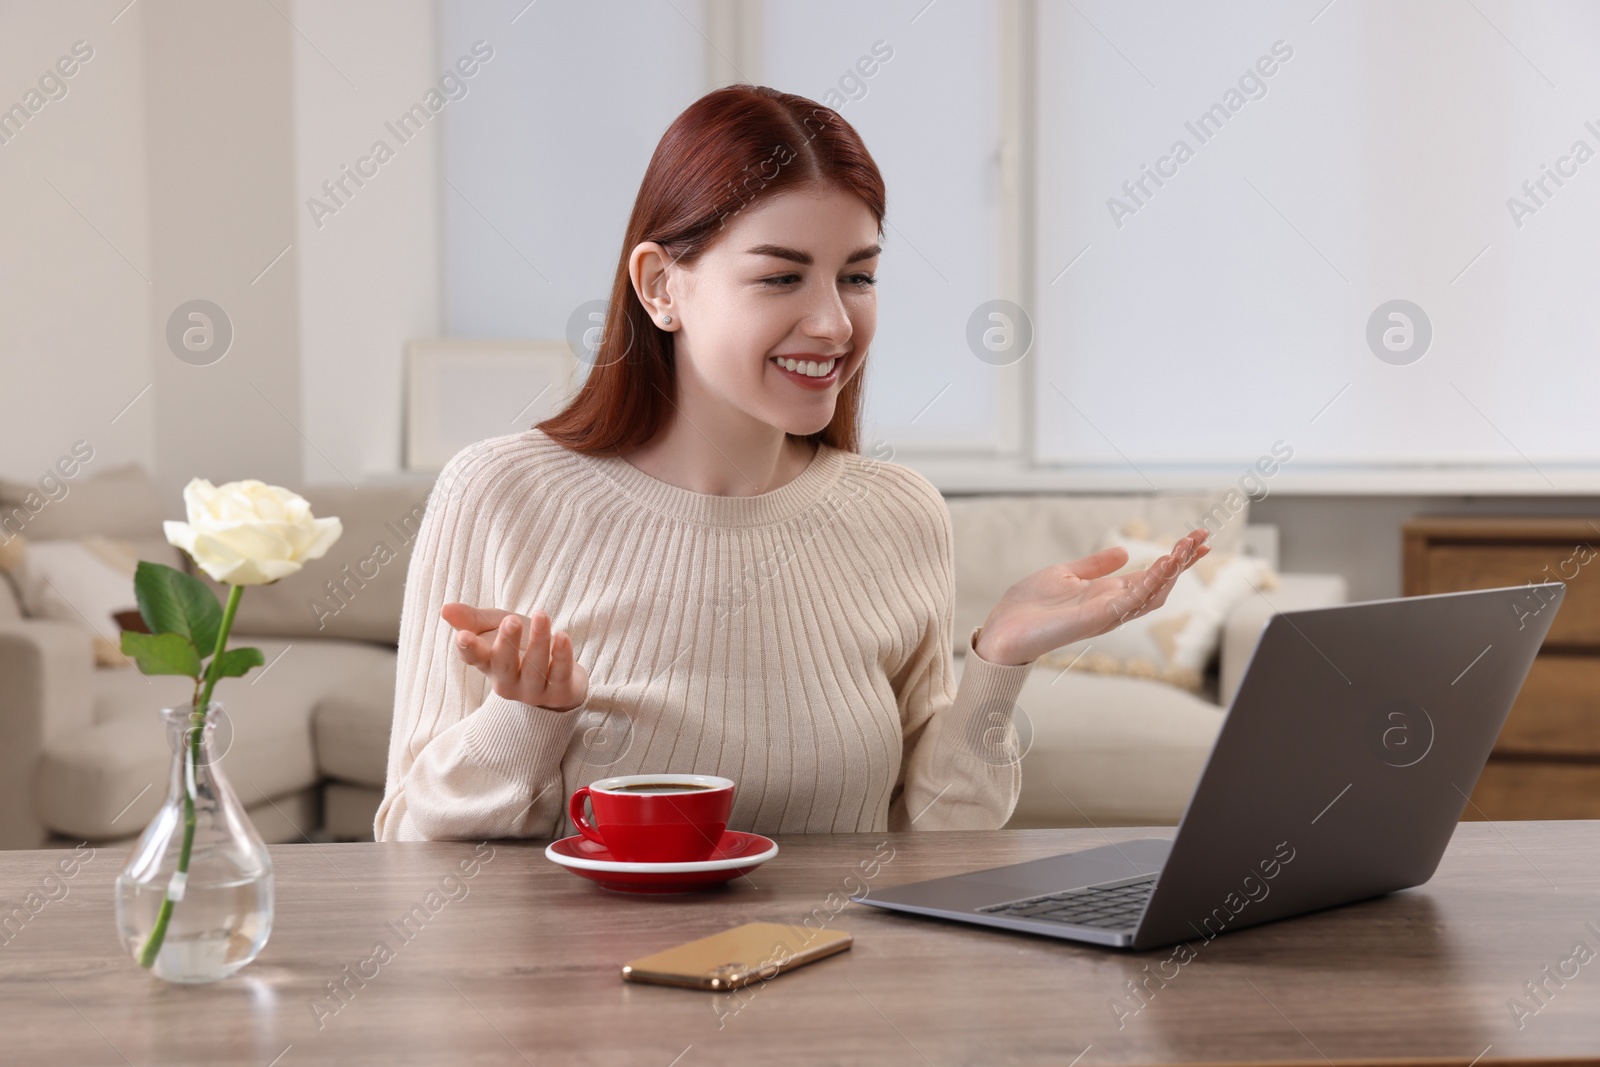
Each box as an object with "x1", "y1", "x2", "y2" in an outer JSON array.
[{"x1": 973, "y1": 529, "x2": 1212, "y2": 666}]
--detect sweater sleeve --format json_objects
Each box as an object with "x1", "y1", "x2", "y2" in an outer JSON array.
[
  {"x1": 374, "y1": 443, "x2": 582, "y2": 842},
  {"x1": 886, "y1": 485, "x2": 1035, "y2": 831}
]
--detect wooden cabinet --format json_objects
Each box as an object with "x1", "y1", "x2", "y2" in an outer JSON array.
[{"x1": 1403, "y1": 516, "x2": 1600, "y2": 819}]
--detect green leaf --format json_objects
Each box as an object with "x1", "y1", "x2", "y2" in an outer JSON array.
[
  {"x1": 120, "y1": 631, "x2": 202, "y2": 678},
  {"x1": 208, "y1": 646, "x2": 265, "y2": 681},
  {"x1": 134, "y1": 561, "x2": 222, "y2": 653}
]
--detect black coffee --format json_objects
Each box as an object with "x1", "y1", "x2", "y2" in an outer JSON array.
[{"x1": 610, "y1": 782, "x2": 715, "y2": 794}]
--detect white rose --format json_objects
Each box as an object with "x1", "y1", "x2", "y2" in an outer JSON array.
[{"x1": 163, "y1": 478, "x2": 342, "y2": 586}]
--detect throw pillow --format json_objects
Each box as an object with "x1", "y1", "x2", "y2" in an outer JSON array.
[
  {"x1": 1032, "y1": 519, "x2": 1278, "y2": 693},
  {"x1": 15, "y1": 536, "x2": 185, "y2": 668}
]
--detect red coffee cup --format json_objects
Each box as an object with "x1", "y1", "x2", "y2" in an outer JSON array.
[{"x1": 568, "y1": 774, "x2": 735, "y2": 862}]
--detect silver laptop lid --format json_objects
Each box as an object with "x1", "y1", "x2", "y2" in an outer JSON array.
[{"x1": 1130, "y1": 581, "x2": 1564, "y2": 950}]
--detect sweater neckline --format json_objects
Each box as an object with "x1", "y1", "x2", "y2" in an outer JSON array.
[{"x1": 591, "y1": 439, "x2": 847, "y2": 527}]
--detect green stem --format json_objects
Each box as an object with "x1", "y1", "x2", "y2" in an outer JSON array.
[
  {"x1": 198, "y1": 584, "x2": 243, "y2": 712},
  {"x1": 138, "y1": 584, "x2": 244, "y2": 970}
]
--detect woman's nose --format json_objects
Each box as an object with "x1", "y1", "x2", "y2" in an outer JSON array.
[{"x1": 803, "y1": 286, "x2": 854, "y2": 346}]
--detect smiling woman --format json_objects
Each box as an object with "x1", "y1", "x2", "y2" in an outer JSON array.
[
  {"x1": 373, "y1": 85, "x2": 1207, "y2": 844},
  {"x1": 541, "y1": 84, "x2": 884, "y2": 474}
]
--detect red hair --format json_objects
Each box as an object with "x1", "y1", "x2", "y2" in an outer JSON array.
[{"x1": 536, "y1": 84, "x2": 886, "y2": 457}]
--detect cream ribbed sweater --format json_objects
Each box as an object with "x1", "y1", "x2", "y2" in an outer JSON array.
[{"x1": 374, "y1": 428, "x2": 1036, "y2": 842}]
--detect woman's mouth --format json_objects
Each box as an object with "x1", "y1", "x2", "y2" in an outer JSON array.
[{"x1": 769, "y1": 355, "x2": 841, "y2": 388}]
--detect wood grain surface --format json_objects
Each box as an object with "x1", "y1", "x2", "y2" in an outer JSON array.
[{"x1": 3, "y1": 824, "x2": 1600, "y2": 1066}]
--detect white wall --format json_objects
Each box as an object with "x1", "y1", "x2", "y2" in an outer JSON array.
[
  {"x1": 291, "y1": 0, "x2": 440, "y2": 486},
  {"x1": 0, "y1": 0, "x2": 441, "y2": 497},
  {"x1": 143, "y1": 0, "x2": 303, "y2": 501},
  {"x1": 1032, "y1": 0, "x2": 1600, "y2": 484},
  {"x1": 0, "y1": 1, "x2": 154, "y2": 486},
  {"x1": 0, "y1": 0, "x2": 306, "y2": 505},
  {"x1": 436, "y1": 0, "x2": 704, "y2": 344}
]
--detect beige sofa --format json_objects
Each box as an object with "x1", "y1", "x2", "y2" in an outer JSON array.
[{"x1": 0, "y1": 464, "x2": 1345, "y2": 850}]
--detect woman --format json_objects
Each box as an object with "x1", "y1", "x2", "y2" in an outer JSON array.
[{"x1": 375, "y1": 85, "x2": 1208, "y2": 842}]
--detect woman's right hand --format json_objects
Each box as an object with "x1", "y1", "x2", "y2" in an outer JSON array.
[{"x1": 440, "y1": 603, "x2": 589, "y2": 713}]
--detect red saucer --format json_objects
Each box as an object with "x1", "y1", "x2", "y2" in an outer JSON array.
[{"x1": 545, "y1": 829, "x2": 778, "y2": 894}]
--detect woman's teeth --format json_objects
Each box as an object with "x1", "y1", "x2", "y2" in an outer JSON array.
[{"x1": 771, "y1": 357, "x2": 837, "y2": 378}]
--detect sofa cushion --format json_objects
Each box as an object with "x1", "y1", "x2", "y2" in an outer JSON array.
[
  {"x1": 54, "y1": 786, "x2": 324, "y2": 851},
  {"x1": 0, "y1": 461, "x2": 167, "y2": 542},
  {"x1": 0, "y1": 570, "x2": 21, "y2": 623},
  {"x1": 955, "y1": 655, "x2": 1226, "y2": 829},
  {"x1": 185, "y1": 482, "x2": 432, "y2": 645},
  {"x1": 945, "y1": 489, "x2": 1250, "y2": 658},
  {"x1": 0, "y1": 531, "x2": 24, "y2": 621},
  {"x1": 312, "y1": 655, "x2": 397, "y2": 788},
  {"x1": 35, "y1": 635, "x2": 397, "y2": 840}
]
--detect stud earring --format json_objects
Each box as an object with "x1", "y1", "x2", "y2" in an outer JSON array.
[{"x1": 661, "y1": 314, "x2": 672, "y2": 325}]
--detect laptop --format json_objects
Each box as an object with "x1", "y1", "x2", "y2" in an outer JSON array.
[{"x1": 851, "y1": 581, "x2": 1566, "y2": 950}]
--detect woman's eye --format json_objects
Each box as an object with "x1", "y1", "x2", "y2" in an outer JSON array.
[{"x1": 758, "y1": 273, "x2": 877, "y2": 288}]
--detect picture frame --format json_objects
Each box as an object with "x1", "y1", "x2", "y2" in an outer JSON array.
[{"x1": 404, "y1": 338, "x2": 581, "y2": 472}]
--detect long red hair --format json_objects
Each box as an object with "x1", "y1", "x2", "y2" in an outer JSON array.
[{"x1": 536, "y1": 84, "x2": 886, "y2": 457}]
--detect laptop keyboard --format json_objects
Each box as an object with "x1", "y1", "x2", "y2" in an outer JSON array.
[{"x1": 976, "y1": 876, "x2": 1157, "y2": 929}]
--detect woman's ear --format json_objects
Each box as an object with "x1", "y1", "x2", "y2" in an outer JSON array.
[{"x1": 628, "y1": 241, "x2": 678, "y2": 330}]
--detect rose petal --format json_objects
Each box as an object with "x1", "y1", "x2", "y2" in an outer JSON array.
[
  {"x1": 221, "y1": 557, "x2": 302, "y2": 586},
  {"x1": 207, "y1": 521, "x2": 300, "y2": 563},
  {"x1": 296, "y1": 516, "x2": 342, "y2": 561},
  {"x1": 163, "y1": 520, "x2": 198, "y2": 555}
]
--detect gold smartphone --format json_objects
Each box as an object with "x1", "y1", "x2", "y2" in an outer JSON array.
[{"x1": 621, "y1": 922, "x2": 852, "y2": 991}]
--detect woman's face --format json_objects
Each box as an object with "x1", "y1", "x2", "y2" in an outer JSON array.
[{"x1": 635, "y1": 183, "x2": 880, "y2": 439}]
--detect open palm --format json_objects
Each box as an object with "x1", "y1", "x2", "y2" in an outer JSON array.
[{"x1": 978, "y1": 528, "x2": 1211, "y2": 666}]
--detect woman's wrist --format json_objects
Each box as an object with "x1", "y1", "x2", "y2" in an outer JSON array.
[{"x1": 971, "y1": 625, "x2": 1031, "y2": 667}]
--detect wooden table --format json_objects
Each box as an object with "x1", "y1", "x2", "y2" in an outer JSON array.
[{"x1": 6, "y1": 823, "x2": 1600, "y2": 1066}]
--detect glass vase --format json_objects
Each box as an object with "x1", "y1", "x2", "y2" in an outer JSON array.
[{"x1": 114, "y1": 701, "x2": 274, "y2": 983}]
